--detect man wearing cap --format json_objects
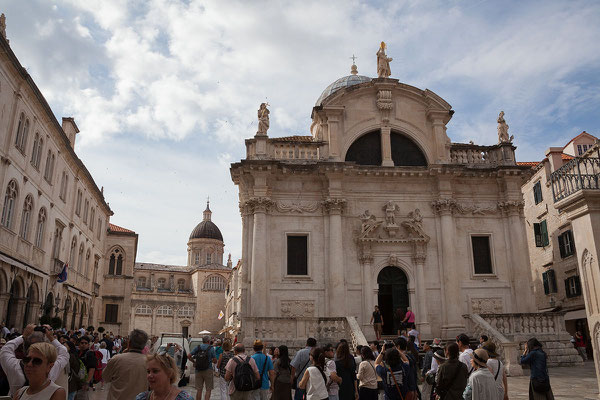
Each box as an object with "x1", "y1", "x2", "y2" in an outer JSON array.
[
  {"x1": 456, "y1": 334, "x2": 473, "y2": 373},
  {"x1": 462, "y1": 348, "x2": 497, "y2": 400},
  {"x1": 251, "y1": 340, "x2": 274, "y2": 400}
]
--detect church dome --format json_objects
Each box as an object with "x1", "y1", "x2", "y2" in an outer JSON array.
[
  {"x1": 189, "y1": 201, "x2": 223, "y2": 241},
  {"x1": 316, "y1": 69, "x2": 372, "y2": 106}
]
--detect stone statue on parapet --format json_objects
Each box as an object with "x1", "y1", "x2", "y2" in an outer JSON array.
[
  {"x1": 376, "y1": 41, "x2": 392, "y2": 78},
  {"x1": 257, "y1": 102, "x2": 270, "y2": 135},
  {"x1": 497, "y1": 111, "x2": 513, "y2": 143}
]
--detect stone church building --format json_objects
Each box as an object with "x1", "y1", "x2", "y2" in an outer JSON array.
[{"x1": 227, "y1": 51, "x2": 537, "y2": 344}]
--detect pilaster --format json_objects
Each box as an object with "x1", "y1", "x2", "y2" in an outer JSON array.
[{"x1": 322, "y1": 197, "x2": 347, "y2": 316}]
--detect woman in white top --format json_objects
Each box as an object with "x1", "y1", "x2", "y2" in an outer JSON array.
[
  {"x1": 98, "y1": 341, "x2": 111, "y2": 390},
  {"x1": 356, "y1": 347, "x2": 378, "y2": 400},
  {"x1": 482, "y1": 342, "x2": 508, "y2": 400},
  {"x1": 14, "y1": 342, "x2": 65, "y2": 400},
  {"x1": 298, "y1": 347, "x2": 329, "y2": 400}
]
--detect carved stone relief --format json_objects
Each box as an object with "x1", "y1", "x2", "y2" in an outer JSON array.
[
  {"x1": 471, "y1": 298, "x2": 504, "y2": 314},
  {"x1": 281, "y1": 300, "x2": 315, "y2": 317},
  {"x1": 275, "y1": 201, "x2": 319, "y2": 213}
]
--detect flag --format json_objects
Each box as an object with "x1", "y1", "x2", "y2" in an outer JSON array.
[
  {"x1": 218, "y1": 310, "x2": 224, "y2": 320},
  {"x1": 57, "y1": 263, "x2": 68, "y2": 283}
]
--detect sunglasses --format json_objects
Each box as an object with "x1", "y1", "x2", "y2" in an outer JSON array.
[
  {"x1": 80, "y1": 342, "x2": 89, "y2": 345},
  {"x1": 22, "y1": 356, "x2": 44, "y2": 366}
]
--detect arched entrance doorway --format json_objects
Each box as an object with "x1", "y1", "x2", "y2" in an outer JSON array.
[
  {"x1": 5, "y1": 280, "x2": 22, "y2": 329},
  {"x1": 377, "y1": 266, "x2": 409, "y2": 336},
  {"x1": 22, "y1": 284, "x2": 37, "y2": 328},
  {"x1": 44, "y1": 292, "x2": 54, "y2": 318}
]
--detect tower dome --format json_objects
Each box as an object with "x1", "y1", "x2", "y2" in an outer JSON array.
[
  {"x1": 315, "y1": 62, "x2": 371, "y2": 106},
  {"x1": 189, "y1": 201, "x2": 223, "y2": 241}
]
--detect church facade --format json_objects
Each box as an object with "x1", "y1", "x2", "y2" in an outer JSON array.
[{"x1": 228, "y1": 50, "x2": 535, "y2": 340}]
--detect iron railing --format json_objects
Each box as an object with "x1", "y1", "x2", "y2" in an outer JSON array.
[{"x1": 551, "y1": 154, "x2": 600, "y2": 202}]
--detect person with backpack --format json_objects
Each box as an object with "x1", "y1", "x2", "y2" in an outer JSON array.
[
  {"x1": 217, "y1": 340, "x2": 234, "y2": 400},
  {"x1": 76, "y1": 336, "x2": 97, "y2": 395},
  {"x1": 250, "y1": 340, "x2": 274, "y2": 400},
  {"x1": 298, "y1": 347, "x2": 329, "y2": 400},
  {"x1": 65, "y1": 341, "x2": 82, "y2": 400},
  {"x1": 224, "y1": 344, "x2": 260, "y2": 400},
  {"x1": 189, "y1": 336, "x2": 218, "y2": 400}
]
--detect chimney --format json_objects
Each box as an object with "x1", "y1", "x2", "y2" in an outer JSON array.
[
  {"x1": 545, "y1": 147, "x2": 564, "y2": 173},
  {"x1": 0, "y1": 14, "x2": 7, "y2": 43},
  {"x1": 62, "y1": 117, "x2": 80, "y2": 149}
]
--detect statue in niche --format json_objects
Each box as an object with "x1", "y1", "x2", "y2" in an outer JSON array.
[
  {"x1": 497, "y1": 111, "x2": 513, "y2": 143},
  {"x1": 359, "y1": 210, "x2": 380, "y2": 238},
  {"x1": 257, "y1": 103, "x2": 270, "y2": 135},
  {"x1": 383, "y1": 201, "x2": 399, "y2": 226},
  {"x1": 376, "y1": 42, "x2": 392, "y2": 78}
]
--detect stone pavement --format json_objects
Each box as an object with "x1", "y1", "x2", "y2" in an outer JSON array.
[{"x1": 90, "y1": 362, "x2": 600, "y2": 400}]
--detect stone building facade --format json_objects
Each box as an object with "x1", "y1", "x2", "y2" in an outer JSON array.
[
  {"x1": 103, "y1": 203, "x2": 232, "y2": 337},
  {"x1": 521, "y1": 132, "x2": 597, "y2": 350},
  {"x1": 0, "y1": 24, "x2": 112, "y2": 331},
  {"x1": 228, "y1": 59, "x2": 536, "y2": 343}
]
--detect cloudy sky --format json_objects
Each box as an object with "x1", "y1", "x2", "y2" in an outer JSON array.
[{"x1": 2, "y1": 0, "x2": 599, "y2": 265}]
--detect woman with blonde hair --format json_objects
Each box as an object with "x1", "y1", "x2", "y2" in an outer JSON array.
[
  {"x1": 136, "y1": 353, "x2": 193, "y2": 400},
  {"x1": 13, "y1": 342, "x2": 66, "y2": 400}
]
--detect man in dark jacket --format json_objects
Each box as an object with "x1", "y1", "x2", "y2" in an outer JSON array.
[{"x1": 435, "y1": 343, "x2": 468, "y2": 399}]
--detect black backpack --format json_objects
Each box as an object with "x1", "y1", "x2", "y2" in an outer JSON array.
[
  {"x1": 233, "y1": 356, "x2": 262, "y2": 392},
  {"x1": 194, "y1": 346, "x2": 211, "y2": 371}
]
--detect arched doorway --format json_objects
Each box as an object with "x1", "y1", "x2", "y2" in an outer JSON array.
[
  {"x1": 377, "y1": 266, "x2": 409, "y2": 336},
  {"x1": 22, "y1": 284, "x2": 36, "y2": 328},
  {"x1": 5, "y1": 280, "x2": 22, "y2": 329},
  {"x1": 44, "y1": 292, "x2": 54, "y2": 318}
]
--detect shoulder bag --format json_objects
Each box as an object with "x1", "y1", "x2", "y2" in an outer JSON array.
[{"x1": 385, "y1": 363, "x2": 405, "y2": 400}]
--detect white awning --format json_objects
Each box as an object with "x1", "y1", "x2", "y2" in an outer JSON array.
[
  {"x1": 0, "y1": 252, "x2": 47, "y2": 279},
  {"x1": 564, "y1": 309, "x2": 587, "y2": 321},
  {"x1": 65, "y1": 284, "x2": 92, "y2": 300}
]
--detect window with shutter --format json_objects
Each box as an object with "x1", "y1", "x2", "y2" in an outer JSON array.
[
  {"x1": 287, "y1": 235, "x2": 308, "y2": 275},
  {"x1": 541, "y1": 220, "x2": 549, "y2": 246},
  {"x1": 558, "y1": 234, "x2": 565, "y2": 258},
  {"x1": 533, "y1": 181, "x2": 543, "y2": 204},
  {"x1": 542, "y1": 271, "x2": 549, "y2": 294},
  {"x1": 558, "y1": 230, "x2": 575, "y2": 258},
  {"x1": 534, "y1": 223, "x2": 543, "y2": 247},
  {"x1": 548, "y1": 269, "x2": 557, "y2": 293},
  {"x1": 565, "y1": 276, "x2": 582, "y2": 298},
  {"x1": 105, "y1": 304, "x2": 118, "y2": 323}
]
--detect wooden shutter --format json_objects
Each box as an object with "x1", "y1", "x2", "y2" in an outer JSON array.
[
  {"x1": 558, "y1": 233, "x2": 566, "y2": 258},
  {"x1": 541, "y1": 220, "x2": 549, "y2": 246},
  {"x1": 542, "y1": 271, "x2": 549, "y2": 294},
  {"x1": 534, "y1": 223, "x2": 542, "y2": 247},
  {"x1": 575, "y1": 276, "x2": 582, "y2": 296},
  {"x1": 548, "y1": 269, "x2": 557, "y2": 293}
]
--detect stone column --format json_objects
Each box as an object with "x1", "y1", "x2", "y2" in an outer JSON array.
[
  {"x1": 381, "y1": 127, "x2": 394, "y2": 167},
  {"x1": 249, "y1": 198, "x2": 273, "y2": 317},
  {"x1": 323, "y1": 198, "x2": 347, "y2": 317},
  {"x1": 360, "y1": 252, "x2": 374, "y2": 327},
  {"x1": 413, "y1": 253, "x2": 431, "y2": 335},
  {"x1": 0, "y1": 293, "x2": 9, "y2": 320},
  {"x1": 432, "y1": 199, "x2": 465, "y2": 338}
]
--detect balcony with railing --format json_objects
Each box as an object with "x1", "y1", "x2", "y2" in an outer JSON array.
[{"x1": 551, "y1": 154, "x2": 600, "y2": 202}]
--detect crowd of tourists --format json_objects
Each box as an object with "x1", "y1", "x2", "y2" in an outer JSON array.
[{"x1": 0, "y1": 323, "x2": 556, "y2": 400}]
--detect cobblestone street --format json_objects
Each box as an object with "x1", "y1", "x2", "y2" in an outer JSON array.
[{"x1": 89, "y1": 361, "x2": 599, "y2": 400}]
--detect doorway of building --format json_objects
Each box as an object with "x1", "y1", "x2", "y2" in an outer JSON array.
[
  {"x1": 182, "y1": 326, "x2": 189, "y2": 338},
  {"x1": 377, "y1": 266, "x2": 409, "y2": 336}
]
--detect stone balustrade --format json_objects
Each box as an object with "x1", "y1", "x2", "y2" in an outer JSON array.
[
  {"x1": 465, "y1": 312, "x2": 582, "y2": 371},
  {"x1": 450, "y1": 143, "x2": 517, "y2": 167},
  {"x1": 551, "y1": 155, "x2": 600, "y2": 202},
  {"x1": 245, "y1": 137, "x2": 323, "y2": 161},
  {"x1": 272, "y1": 142, "x2": 320, "y2": 160},
  {"x1": 241, "y1": 316, "x2": 367, "y2": 351}
]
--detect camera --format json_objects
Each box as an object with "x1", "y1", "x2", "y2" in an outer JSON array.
[{"x1": 33, "y1": 326, "x2": 47, "y2": 333}]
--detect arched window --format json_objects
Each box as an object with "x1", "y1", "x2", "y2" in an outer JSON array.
[
  {"x1": 108, "y1": 248, "x2": 124, "y2": 275},
  {"x1": 97, "y1": 218, "x2": 102, "y2": 240},
  {"x1": 19, "y1": 195, "x2": 33, "y2": 240},
  {"x1": 137, "y1": 277, "x2": 146, "y2": 288},
  {"x1": 14, "y1": 113, "x2": 24, "y2": 149},
  {"x1": 85, "y1": 249, "x2": 91, "y2": 276},
  {"x1": 35, "y1": 137, "x2": 43, "y2": 169},
  {"x1": 194, "y1": 252, "x2": 200, "y2": 264},
  {"x1": 90, "y1": 208, "x2": 95, "y2": 231},
  {"x1": 75, "y1": 190, "x2": 82, "y2": 216},
  {"x1": 390, "y1": 132, "x2": 427, "y2": 166},
  {"x1": 43, "y1": 150, "x2": 55, "y2": 183},
  {"x1": 135, "y1": 304, "x2": 152, "y2": 315},
  {"x1": 83, "y1": 199, "x2": 89, "y2": 224},
  {"x1": 69, "y1": 237, "x2": 77, "y2": 266},
  {"x1": 1, "y1": 180, "x2": 18, "y2": 229},
  {"x1": 157, "y1": 278, "x2": 166, "y2": 289},
  {"x1": 156, "y1": 305, "x2": 173, "y2": 316},
  {"x1": 31, "y1": 132, "x2": 41, "y2": 168},
  {"x1": 345, "y1": 131, "x2": 382, "y2": 165},
  {"x1": 344, "y1": 130, "x2": 427, "y2": 167},
  {"x1": 77, "y1": 244, "x2": 84, "y2": 273},
  {"x1": 206, "y1": 253, "x2": 212, "y2": 264},
  {"x1": 177, "y1": 279, "x2": 186, "y2": 291},
  {"x1": 35, "y1": 208, "x2": 46, "y2": 248},
  {"x1": 59, "y1": 172, "x2": 68, "y2": 201},
  {"x1": 177, "y1": 306, "x2": 194, "y2": 317},
  {"x1": 202, "y1": 274, "x2": 227, "y2": 291}
]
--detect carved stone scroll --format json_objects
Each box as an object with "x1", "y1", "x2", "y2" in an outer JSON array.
[
  {"x1": 275, "y1": 201, "x2": 319, "y2": 213},
  {"x1": 281, "y1": 300, "x2": 315, "y2": 317}
]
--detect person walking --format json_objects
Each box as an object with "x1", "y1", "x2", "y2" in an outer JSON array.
[
  {"x1": 335, "y1": 342, "x2": 357, "y2": 400},
  {"x1": 76, "y1": 336, "x2": 97, "y2": 394},
  {"x1": 482, "y1": 342, "x2": 508, "y2": 400},
  {"x1": 298, "y1": 348, "x2": 329, "y2": 400},
  {"x1": 64, "y1": 341, "x2": 81, "y2": 400},
  {"x1": 291, "y1": 338, "x2": 317, "y2": 400},
  {"x1": 13, "y1": 342, "x2": 66, "y2": 400},
  {"x1": 272, "y1": 345, "x2": 292, "y2": 400},
  {"x1": 103, "y1": 329, "x2": 150, "y2": 400},
  {"x1": 435, "y1": 343, "x2": 468, "y2": 400},
  {"x1": 520, "y1": 338, "x2": 554, "y2": 400},
  {"x1": 356, "y1": 347, "x2": 377, "y2": 400},
  {"x1": 462, "y1": 349, "x2": 497, "y2": 400},
  {"x1": 574, "y1": 331, "x2": 587, "y2": 361},
  {"x1": 250, "y1": 340, "x2": 274, "y2": 400},
  {"x1": 370, "y1": 307, "x2": 383, "y2": 341},
  {"x1": 97, "y1": 342, "x2": 110, "y2": 390},
  {"x1": 189, "y1": 336, "x2": 218, "y2": 400},
  {"x1": 136, "y1": 353, "x2": 193, "y2": 400},
  {"x1": 401, "y1": 308, "x2": 415, "y2": 332},
  {"x1": 224, "y1": 344, "x2": 260, "y2": 400},
  {"x1": 217, "y1": 340, "x2": 234, "y2": 400}
]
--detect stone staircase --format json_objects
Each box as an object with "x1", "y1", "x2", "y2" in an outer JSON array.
[{"x1": 464, "y1": 312, "x2": 583, "y2": 376}]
